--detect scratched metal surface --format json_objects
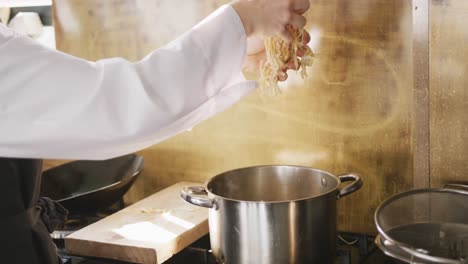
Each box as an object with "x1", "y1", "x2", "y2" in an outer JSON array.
[
  {"x1": 430, "y1": 0, "x2": 468, "y2": 188},
  {"x1": 51, "y1": 0, "x2": 415, "y2": 233}
]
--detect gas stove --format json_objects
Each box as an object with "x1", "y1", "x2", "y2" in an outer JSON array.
[
  {"x1": 56, "y1": 230, "x2": 395, "y2": 264},
  {"x1": 161, "y1": 232, "x2": 391, "y2": 264},
  {"x1": 53, "y1": 203, "x2": 398, "y2": 264}
]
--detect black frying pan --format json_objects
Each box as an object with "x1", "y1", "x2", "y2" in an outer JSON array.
[{"x1": 40, "y1": 154, "x2": 144, "y2": 215}]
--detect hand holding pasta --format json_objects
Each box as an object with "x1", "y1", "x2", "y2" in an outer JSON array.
[
  {"x1": 231, "y1": 0, "x2": 314, "y2": 93},
  {"x1": 261, "y1": 27, "x2": 315, "y2": 93}
]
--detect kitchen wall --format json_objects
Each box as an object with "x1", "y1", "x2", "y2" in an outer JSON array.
[
  {"x1": 429, "y1": 0, "x2": 468, "y2": 188},
  {"x1": 45, "y1": 0, "x2": 468, "y2": 234}
]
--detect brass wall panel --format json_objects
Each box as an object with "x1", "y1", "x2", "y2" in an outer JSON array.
[
  {"x1": 412, "y1": 0, "x2": 430, "y2": 188},
  {"x1": 52, "y1": 0, "x2": 414, "y2": 233},
  {"x1": 53, "y1": 0, "x2": 225, "y2": 61},
  {"x1": 430, "y1": 0, "x2": 468, "y2": 187}
]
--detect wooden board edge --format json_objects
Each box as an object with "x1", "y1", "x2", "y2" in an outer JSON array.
[
  {"x1": 158, "y1": 219, "x2": 210, "y2": 263},
  {"x1": 65, "y1": 238, "x2": 157, "y2": 264}
]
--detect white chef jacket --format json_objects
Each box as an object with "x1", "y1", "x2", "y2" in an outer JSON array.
[{"x1": 0, "y1": 5, "x2": 257, "y2": 160}]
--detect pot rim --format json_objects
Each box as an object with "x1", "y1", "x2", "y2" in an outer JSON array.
[
  {"x1": 374, "y1": 188, "x2": 468, "y2": 264},
  {"x1": 374, "y1": 188, "x2": 468, "y2": 235},
  {"x1": 203, "y1": 165, "x2": 342, "y2": 204}
]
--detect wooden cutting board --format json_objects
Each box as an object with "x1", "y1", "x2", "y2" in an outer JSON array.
[{"x1": 65, "y1": 182, "x2": 209, "y2": 264}]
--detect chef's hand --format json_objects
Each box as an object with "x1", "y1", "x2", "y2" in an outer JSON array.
[
  {"x1": 231, "y1": 0, "x2": 311, "y2": 82},
  {"x1": 231, "y1": 0, "x2": 309, "y2": 41},
  {"x1": 242, "y1": 30, "x2": 311, "y2": 81}
]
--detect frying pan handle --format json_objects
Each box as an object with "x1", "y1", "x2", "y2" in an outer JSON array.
[
  {"x1": 181, "y1": 186, "x2": 218, "y2": 210},
  {"x1": 337, "y1": 173, "x2": 363, "y2": 199}
]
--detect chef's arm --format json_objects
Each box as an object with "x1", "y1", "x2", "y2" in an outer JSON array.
[{"x1": 0, "y1": 5, "x2": 257, "y2": 160}]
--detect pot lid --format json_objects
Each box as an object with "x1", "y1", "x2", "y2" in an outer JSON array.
[{"x1": 375, "y1": 187, "x2": 468, "y2": 263}]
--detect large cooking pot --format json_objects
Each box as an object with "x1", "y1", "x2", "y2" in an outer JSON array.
[{"x1": 180, "y1": 165, "x2": 362, "y2": 264}]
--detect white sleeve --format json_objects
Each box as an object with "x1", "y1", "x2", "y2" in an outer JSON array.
[{"x1": 0, "y1": 5, "x2": 257, "y2": 160}]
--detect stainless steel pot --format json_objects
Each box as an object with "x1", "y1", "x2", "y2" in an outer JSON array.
[
  {"x1": 181, "y1": 165, "x2": 362, "y2": 264},
  {"x1": 374, "y1": 184, "x2": 468, "y2": 264}
]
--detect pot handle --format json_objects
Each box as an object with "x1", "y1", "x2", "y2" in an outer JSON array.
[
  {"x1": 443, "y1": 183, "x2": 468, "y2": 193},
  {"x1": 180, "y1": 186, "x2": 218, "y2": 210},
  {"x1": 337, "y1": 173, "x2": 363, "y2": 199}
]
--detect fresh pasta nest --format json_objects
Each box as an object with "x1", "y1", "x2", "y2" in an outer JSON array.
[{"x1": 259, "y1": 29, "x2": 315, "y2": 94}]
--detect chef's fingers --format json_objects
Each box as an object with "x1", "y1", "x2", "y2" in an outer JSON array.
[
  {"x1": 289, "y1": 13, "x2": 306, "y2": 30},
  {"x1": 297, "y1": 47, "x2": 308, "y2": 57},
  {"x1": 296, "y1": 30, "x2": 311, "y2": 57},
  {"x1": 287, "y1": 59, "x2": 300, "y2": 70},
  {"x1": 279, "y1": 27, "x2": 293, "y2": 43},
  {"x1": 292, "y1": 0, "x2": 310, "y2": 15},
  {"x1": 278, "y1": 70, "x2": 288, "y2": 82},
  {"x1": 302, "y1": 30, "x2": 311, "y2": 44}
]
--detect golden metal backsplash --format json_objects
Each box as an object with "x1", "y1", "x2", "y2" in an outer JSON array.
[
  {"x1": 430, "y1": 0, "x2": 468, "y2": 188},
  {"x1": 49, "y1": 0, "x2": 468, "y2": 234}
]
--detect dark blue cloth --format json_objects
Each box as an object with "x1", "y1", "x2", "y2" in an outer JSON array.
[{"x1": 0, "y1": 158, "x2": 66, "y2": 264}]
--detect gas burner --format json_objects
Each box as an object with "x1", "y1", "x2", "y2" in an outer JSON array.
[
  {"x1": 53, "y1": 201, "x2": 124, "y2": 236},
  {"x1": 162, "y1": 232, "x2": 391, "y2": 264},
  {"x1": 57, "y1": 231, "x2": 396, "y2": 264},
  {"x1": 52, "y1": 216, "x2": 102, "y2": 240},
  {"x1": 53, "y1": 203, "x2": 396, "y2": 264},
  {"x1": 52, "y1": 214, "x2": 109, "y2": 240},
  {"x1": 52, "y1": 202, "x2": 125, "y2": 254}
]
